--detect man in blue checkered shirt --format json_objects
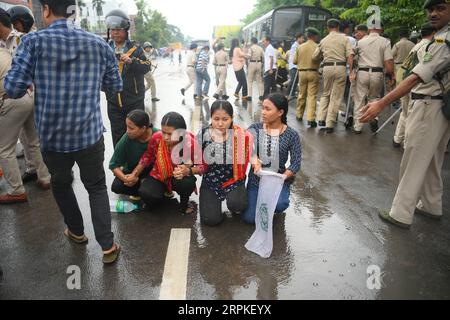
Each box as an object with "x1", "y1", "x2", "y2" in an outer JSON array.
[{"x1": 3, "y1": 0, "x2": 123, "y2": 264}]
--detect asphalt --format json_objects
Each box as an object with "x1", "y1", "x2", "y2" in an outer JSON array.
[{"x1": 0, "y1": 56, "x2": 449, "y2": 300}]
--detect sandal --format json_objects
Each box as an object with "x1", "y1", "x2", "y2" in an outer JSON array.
[
  {"x1": 64, "y1": 228, "x2": 88, "y2": 244},
  {"x1": 103, "y1": 244, "x2": 121, "y2": 264}
]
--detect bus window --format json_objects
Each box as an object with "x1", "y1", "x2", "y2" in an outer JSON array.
[{"x1": 272, "y1": 8, "x2": 303, "y2": 40}]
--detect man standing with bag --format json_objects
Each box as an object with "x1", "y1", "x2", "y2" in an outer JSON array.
[
  {"x1": 4, "y1": 0, "x2": 123, "y2": 263},
  {"x1": 360, "y1": 0, "x2": 450, "y2": 228}
]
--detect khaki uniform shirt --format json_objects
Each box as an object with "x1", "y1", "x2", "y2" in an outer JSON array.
[
  {"x1": 0, "y1": 29, "x2": 23, "y2": 55},
  {"x1": 294, "y1": 40, "x2": 320, "y2": 70},
  {"x1": 356, "y1": 32, "x2": 393, "y2": 68},
  {"x1": 393, "y1": 38, "x2": 415, "y2": 64},
  {"x1": 411, "y1": 23, "x2": 450, "y2": 97},
  {"x1": 213, "y1": 50, "x2": 229, "y2": 66},
  {"x1": 312, "y1": 31, "x2": 353, "y2": 63},
  {"x1": 249, "y1": 44, "x2": 264, "y2": 62},
  {"x1": 186, "y1": 50, "x2": 197, "y2": 67}
]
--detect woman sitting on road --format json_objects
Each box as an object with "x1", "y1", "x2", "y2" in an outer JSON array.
[
  {"x1": 109, "y1": 110, "x2": 157, "y2": 199},
  {"x1": 131, "y1": 112, "x2": 203, "y2": 215},
  {"x1": 242, "y1": 93, "x2": 302, "y2": 224},
  {"x1": 196, "y1": 100, "x2": 253, "y2": 226}
]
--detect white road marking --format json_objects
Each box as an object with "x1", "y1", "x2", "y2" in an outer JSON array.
[{"x1": 159, "y1": 228, "x2": 191, "y2": 300}]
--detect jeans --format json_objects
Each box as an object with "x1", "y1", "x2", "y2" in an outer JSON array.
[
  {"x1": 199, "y1": 183, "x2": 248, "y2": 226},
  {"x1": 263, "y1": 71, "x2": 277, "y2": 99},
  {"x1": 42, "y1": 137, "x2": 114, "y2": 251},
  {"x1": 234, "y1": 68, "x2": 248, "y2": 97},
  {"x1": 195, "y1": 69, "x2": 211, "y2": 97},
  {"x1": 242, "y1": 183, "x2": 290, "y2": 224}
]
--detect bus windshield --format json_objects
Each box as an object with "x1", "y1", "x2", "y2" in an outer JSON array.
[{"x1": 272, "y1": 8, "x2": 303, "y2": 40}]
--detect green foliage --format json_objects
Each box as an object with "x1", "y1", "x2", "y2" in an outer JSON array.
[{"x1": 133, "y1": 0, "x2": 186, "y2": 48}]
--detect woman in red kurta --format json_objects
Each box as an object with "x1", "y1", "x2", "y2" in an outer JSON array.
[{"x1": 131, "y1": 112, "x2": 204, "y2": 215}]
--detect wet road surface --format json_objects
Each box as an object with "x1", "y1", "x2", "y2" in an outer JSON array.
[{"x1": 0, "y1": 56, "x2": 449, "y2": 300}]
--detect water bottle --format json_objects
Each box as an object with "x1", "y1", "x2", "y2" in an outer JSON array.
[{"x1": 110, "y1": 200, "x2": 139, "y2": 214}]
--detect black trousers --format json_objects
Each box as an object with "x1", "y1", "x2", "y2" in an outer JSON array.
[
  {"x1": 111, "y1": 167, "x2": 151, "y2": 196},
  {"x1": 234, "y1": 68, "x2": 248, "y2": 97},
  {"x1": 138, "y1": 175, "x2": 197, "y2": 212},
  {"x1": 42, "y1": 137, "x2": 114, "y2": 251},
  {"x1": 263, "y1": 71, "x2": 277, "y2": 99},
  {"x1": 199, "y1": 183, "x2": 248, "y2": 226},
  {"x1": 107, "y1": 100, "x2": 145, "y2": 148}
]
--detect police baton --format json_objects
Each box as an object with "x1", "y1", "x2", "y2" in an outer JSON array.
[{"x1": 373, "y1": 107, "x2": 402, "y2": 136}]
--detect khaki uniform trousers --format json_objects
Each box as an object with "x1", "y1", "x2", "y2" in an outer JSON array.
[
  {"x1": 318, "y1": 65, "x2": 347, "y2": 127},
  {"x1": 296, "y1": 71, "x2": 319, "y2": 121},
  {"x1": 183, "y1": 67, "x2": 196, "y2": 92},
  {"x1": 389, "y1": 99, "x2": 450, "y2": 224},
  {"x1": 144, "y1": 72, "x2": 156, "y2": 98},
  {"x1": 247, "y1": 62, "x2": 264, "y2": 99},
  {"x1": 0, "y1": 93, "x2": 50, "y2": 195},
  {"x1": 393, "y1": 94, "x2": 411, "y2": 145},
  {"x1": 215, "y1": 66, "x2": 227, "y2": 96},
  {"x1": 353, "y1": 70, "x2": 384, "y2": 131}
]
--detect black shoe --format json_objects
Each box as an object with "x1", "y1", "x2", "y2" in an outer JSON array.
[
  {"x1": 345, "y1": 116, "x2": 354, "y2": 129},
  {"x1": 22, "y1": 171, "x2": 38, "y2": 184},
  {"x1": 246, "y1": 96, "x2": 252, "y2": 101},
  {"x1": 370, "y1": 119, "x2": 379, "y2": 133},
  {"x1": 151, "y1": 97, "x2": 160, "y2": 102},
  {"x1": 325, "y1": 127, "x2": 334, "y2": 134},
  {"x1": 213, "y1": 93, "x2": 220, "y2": 99},
  {"x1": 318, "y1": 121, "x2": 326, "y2": 127},
  {"x1": 354, "y1": 130, "x2": 362, "y2": 135},
  {"x1": 181, "y1": 88, "x2": 185, "y2": 96},
  {"x1": 393, "y1": 140, "x2": 402, "y2": 148},
  {"x1": 296, "y1": 117, "x2": 303, "y2": 122},
  {"x1": 307, "y1": 121, "x2": 317, "y2": 128},
  {"x1": 222, "y1": 95, "x2": 230, "y2": 100}
]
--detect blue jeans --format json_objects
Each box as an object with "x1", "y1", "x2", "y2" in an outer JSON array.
[
  {"x1": 242, "y1": 183, "x2": 291, "y2": 224},
  {"x1": 195, "y1": 69, "x2": 211, "y2": 97}
]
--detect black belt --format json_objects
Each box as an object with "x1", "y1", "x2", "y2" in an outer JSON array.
[
  {"x1": 299, "y1": 68, "x2": 318, "y2": 72},
  {"x1": 395, "y1": 62, "x2": 403, "y2": 65},
  {"x1": 411, "y1": 93, "x2": 443, "y2": 100},
  {"x1": 187, "y1": 65, "x2": 194, "y2": 68},
  {"x1": 250, "y1": 60, "x2": 261, "y2": 63},
  {"x1": 216, "y1": 64, "x2": 226, "y2": 67},
  {"x1": 323, "y1": 62, "x2": 347, "y2": 67},
  {"x1": 359, "y1": 67, "x2": 384, "y2": 73}
]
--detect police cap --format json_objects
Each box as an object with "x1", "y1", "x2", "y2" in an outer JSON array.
[{"x1": 306, "y1": 27, "x2": 320, "y2": 36}]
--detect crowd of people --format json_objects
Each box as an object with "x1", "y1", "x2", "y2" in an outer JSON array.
[{"x1": 0, "y1": 0, "x2": 448, "y2": 268}]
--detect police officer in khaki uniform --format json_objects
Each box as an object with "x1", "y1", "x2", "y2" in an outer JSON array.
[
  {"x1": 313, "y1": 19, "x2": 354, "y2": 133},
  {"x1": 294, "y1": 27, "x2": 321, "y2": 128},
  {"x1": 393, "y1": 23, "x2": 436, "y2": 148},
  {"x1": 143, "y1": 42, "x2": 159, "y2": 102},
  {"x1": 247, "y1": 37, "x2": 265, "y2": 102},
  {"x1": 352, "y1": 24, "x2": 394, "y2": 133},
  {"x1": 181, "y1": 43, "x2": 198, "y2": 97},
  {"x1": 213, "y1": 43, "x2": 230, "y2": 100},
  {"x1": 360, "y1": 0, "x2": 450, "y2": 228}
]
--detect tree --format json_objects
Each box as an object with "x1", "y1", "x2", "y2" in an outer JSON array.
[{"x1": 92, "y1": 0, "x2": 105, "y2": 17}]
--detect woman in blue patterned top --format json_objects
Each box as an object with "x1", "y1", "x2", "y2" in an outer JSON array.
[
  {"x1": 197, "y1": 100, "x2": 253, "y2": 226},
  {"x1": 242, "y1": 93, "x2": 302, "y2": 224}
]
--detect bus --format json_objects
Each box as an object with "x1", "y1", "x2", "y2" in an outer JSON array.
[{"x1": 242, "y1": 5, "x2": 332, "y2": 44}]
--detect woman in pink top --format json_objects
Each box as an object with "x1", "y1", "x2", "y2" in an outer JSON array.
[{"x1": 230, "y1": 38, "x2": 249, "y2": 100}]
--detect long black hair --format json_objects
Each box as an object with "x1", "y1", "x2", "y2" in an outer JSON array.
[
  {"x1": 267, "y1": 93, "x2": 288, "y2": 125},
  {"x1": 127, "y1": 110, "x2": 152, "y2": 128},
  {"x1": 161, "y1": 112, "x2": 187, "y2": 130},
  {"x1": 229, "y1": 38, "x2": 240, "y2": 59},
  {"x1": 210, "y1": 100, "x2": 234, "y2": 128}
]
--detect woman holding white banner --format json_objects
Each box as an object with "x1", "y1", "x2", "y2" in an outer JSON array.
[
  {"x1": 242, "y1": 93, "x2": 302, "y2": 224},
  {"x1": 197, "y1": 101, "x2": 253, "y2": 226}
]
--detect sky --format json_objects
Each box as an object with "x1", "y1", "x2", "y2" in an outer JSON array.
[{"x1": 115, "y1": 0, "x2": 258, "y2": 39}]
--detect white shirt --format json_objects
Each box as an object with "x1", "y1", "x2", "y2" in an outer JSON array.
[
  {"x1": 348, "y1": 36, "x2": 357, "y2": 49},
  {"x1": 288, "y1": 41, "x2": 299, "y2": 70},
  {"x1": 264, "y1": 44, "x2": 277, "y2": 73}
]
